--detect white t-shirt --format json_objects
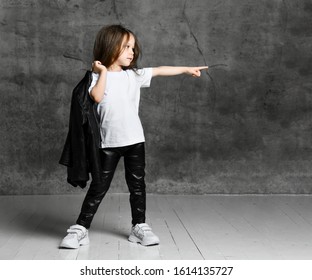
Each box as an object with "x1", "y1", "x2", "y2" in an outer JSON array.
[{"x1": 89, "y1": 68, "x2": 153, "y2": 148}]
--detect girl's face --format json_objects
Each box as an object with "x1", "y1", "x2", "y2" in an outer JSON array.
[{"x1": 113, "y1": 34, "x2": 135, "y2": 71}]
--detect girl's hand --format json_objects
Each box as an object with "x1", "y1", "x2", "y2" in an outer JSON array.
[
  {"x1": 186, "y1": 66, "x2": 208, "y2": 77},
  {"x1": 92, "y1": 61, "x2": 107, "y2": 73}
]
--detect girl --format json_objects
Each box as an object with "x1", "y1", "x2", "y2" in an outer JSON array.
[{"x1": 60, "y1": 24, "x2": 208, "y2": 248}]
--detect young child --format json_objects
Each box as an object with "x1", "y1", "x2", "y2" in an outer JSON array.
[{"x1": 60, "y1": 24, "x2": 208, "y2": 248}]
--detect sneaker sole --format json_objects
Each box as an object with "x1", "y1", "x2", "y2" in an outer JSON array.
[
  {"x1": 128, "y1": 235, "x2": 159, "y2": 246},
  {"x1": 60, "y1": 237, "x2": 90, "y2": 249}
]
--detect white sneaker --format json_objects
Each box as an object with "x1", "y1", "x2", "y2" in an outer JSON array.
[
  {"x1": 60, "y1": 224, "x2": 89, "y2": 249},
  {"x1": 128, "y1": 223, "x2": 160, "y2": 246}
]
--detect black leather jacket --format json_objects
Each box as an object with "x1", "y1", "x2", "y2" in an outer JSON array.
[{"x1": 59, "y1": 71, "x2": 101, "y2": 188}]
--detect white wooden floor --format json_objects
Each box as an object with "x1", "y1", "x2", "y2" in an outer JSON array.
[{"x1": 0, "y1": 194, "x2": 312, "y2": 260}]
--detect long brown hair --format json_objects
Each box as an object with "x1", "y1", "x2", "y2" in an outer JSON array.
[{"x1": 93, "y1": 25, "x2": 141, "y2": 70}]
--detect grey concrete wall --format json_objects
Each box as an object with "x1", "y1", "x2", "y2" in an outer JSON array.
[{"x1": 0, "y1": 0, "x2": 311, "y2": 195}]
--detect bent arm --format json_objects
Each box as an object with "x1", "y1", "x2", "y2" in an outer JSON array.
[
  {"x1": 152, "y1": 66, "x2": 208, "y2": 78},
  {"x1": 90, "y1": 61, "x2": 108, "y2": 103}
]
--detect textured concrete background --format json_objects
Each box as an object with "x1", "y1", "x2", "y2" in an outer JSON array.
[{"x1": 1, "y1": 0, "x2": 312, "y2": 195}]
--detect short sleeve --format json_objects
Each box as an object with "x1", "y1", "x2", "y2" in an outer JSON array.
[
  {"x1": 135, "y1": 68, "x2": 153, "y2": 88},
  {"x1": 88, "y1": 72, "x2": 99, "y2": 94}
]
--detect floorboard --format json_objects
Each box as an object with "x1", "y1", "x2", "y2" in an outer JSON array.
[{"x1": 0, "y1": 194, "x2": 312, "y2": 260}]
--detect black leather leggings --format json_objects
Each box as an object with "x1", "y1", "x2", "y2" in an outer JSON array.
[{"x1": 76, "y1": 142, "x2": 146, "y2": 229}]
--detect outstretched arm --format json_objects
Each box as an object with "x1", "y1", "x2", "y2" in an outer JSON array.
[{"x1": 152, "y1": 66, "x2": 208, "y2": 78}]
